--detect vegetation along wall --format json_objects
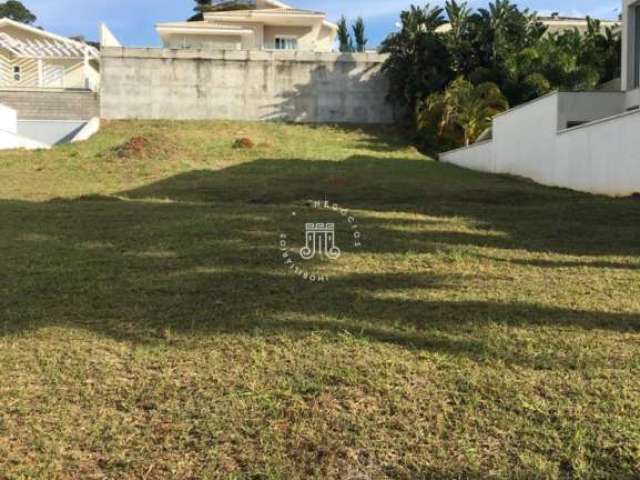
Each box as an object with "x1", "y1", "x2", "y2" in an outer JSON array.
[{"x1": 100, "y1": 48, "x2": 395, "y2": 124}]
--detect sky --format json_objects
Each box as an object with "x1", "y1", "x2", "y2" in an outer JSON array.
[{"x1": 27, "y1": 0, "x2": 622, "y2": 47}]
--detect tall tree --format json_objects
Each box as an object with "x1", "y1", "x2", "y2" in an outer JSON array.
[
  {"x1": 337, "y1": 16, "x2": 354, "y2": 53},
  {"x1": 0, "y1": 0, "x2": 36, "y2": 24},
  {"x1": 352, "y1": 17, "x2": 367, "y2": 52},
  {"x1": 444, "y1": 0, "x2": 474, "y2": 75},
  {"x1": 380, "y1": 4, "x2": 453, "y2": 124},
  {"x1": 380, "y1": 0, "x2": 622, "y2": 150}
]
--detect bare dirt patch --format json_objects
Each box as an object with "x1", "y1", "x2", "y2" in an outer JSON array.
[
  {"x1": 108, "y1": 135, "x2": 179, "y2": 161},
  {"x1": 233, "y1": 137, "x2": 255, "y2": 149}
]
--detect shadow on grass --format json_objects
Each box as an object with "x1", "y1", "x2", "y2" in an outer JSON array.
[
  {"x1": 2, "y1": 164, "x2": 640, "y2": 369},
  {"x1": 119, "y1": 156, "x2": 640, "y2": 258}
]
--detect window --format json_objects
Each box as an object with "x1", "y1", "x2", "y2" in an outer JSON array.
[
  {"x1": 12, "y1": 65, "x2": 21, "y2": 82},
  {"x1": 274, "y1": 37, "x2": 298, "y2": 50}
]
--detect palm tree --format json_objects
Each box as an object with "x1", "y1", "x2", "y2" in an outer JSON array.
[
  {"x1": 423, "y1": 77, "x2": 508, "y2": 146},
  {"x1": 445, "y1": 0, "x2": 473, "y2": 74},
  {"x1": 380, "y1": 4, "x2": 452, "y2": 121},
  {"x1": 446, "y1": 0, "x2": 471, "y2": 38}
]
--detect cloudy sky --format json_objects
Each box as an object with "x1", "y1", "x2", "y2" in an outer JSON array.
[{"x1": 29, "y1": 0, "x2": 622, "y2": 47}]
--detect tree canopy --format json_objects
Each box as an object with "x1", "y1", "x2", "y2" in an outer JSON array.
[
  {"x1": 352, "y1": 17, "x2": 367, "y2": 52},
  {"x1": 381, "y1": 0, "x2": 622, "y2": 152},
  {"x1": 189, "y1": 0, "x2": 254, "y2": 21},
  {"x1": 337, "y1": 16, "x2": 368, "y2": 53},
  {"x1": 337, "y1": 16, "x2": 353, "y2": 53},
  {"x1": 0, "y1": 0, "x2": 36, "y2": 25}
]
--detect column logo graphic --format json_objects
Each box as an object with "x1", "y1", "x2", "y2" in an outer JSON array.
[
  {"x1": 279, "y1": 200, "x2": 362, "y2": 282},
  {"x1": 300, "y1": 223, "x2": 341, "y2": 260}
]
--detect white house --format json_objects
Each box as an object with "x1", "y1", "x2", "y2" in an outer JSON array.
[
  {"x1": 0, "y1": 18, "x2": 100, "y2": 91},
  {"x1": 0, "y1": 21, "x2": 103, "y2": 150},
  {"x1": 440, "y1": 0, "x2": 640, "y2": 197},
  {"x1": 536, "y1": 15, "x2": 621, "y2": 35},
  {"x1": 155, "y1": 0, "x2": 338, "y2": 52}
]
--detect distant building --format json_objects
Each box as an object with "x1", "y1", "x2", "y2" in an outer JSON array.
[
  {"x1": 435, "y1": 14, "x2": 621, "y2": 36},
  {"x1": 155, "y1": 0, "x2": 338, "y2": 52},
  {"x1": 537, "y1": 14, "x2": 621, "y2": 35},
  {"x1": 0, "y1": 18, "x2": 99, "y2": 91}
]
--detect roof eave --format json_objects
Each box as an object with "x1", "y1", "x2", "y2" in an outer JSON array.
[
  {"x1": 204, "y1": 10, "x2": 326, "y2": 20},
  {"x1": 0, "y1": 18, "x2": 98, "y2": 56},
  {"x1": 323, "y1": 20, "x2": 338, "y2": 31},
  {"x1": 156, "y1": 24, "x2": 255, "y2": 36}
]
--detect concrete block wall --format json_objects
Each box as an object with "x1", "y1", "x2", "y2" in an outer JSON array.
[
  {"x1": 0, "y1": 89, "x2": 100, "y2": 120},
  {"x1": 100, "y1": 48, "x2": 395, "y2": 124}
]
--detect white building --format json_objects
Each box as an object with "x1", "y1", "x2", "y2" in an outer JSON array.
[
  {"x1": 155, "y1": 0, "x2": 338, "y2": 52},
  {"x1": 0, "y1": 18, "x2": 99, "y2": 91},
  {"x1": 440, "y1": 0, "x2": 640, "y2": 197},
  {"x1": 436, "y1": 15, "x2": 621, "y2": 36},
  {"x1": 0, "y1": 21, "x2": 102, "y2": 149},
  {"x1": 536, "y1": 15, "x2": 621, "y2": 35}
]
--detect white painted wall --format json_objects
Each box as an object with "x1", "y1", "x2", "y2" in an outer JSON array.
[
  {"x1": 491, "y1": 93, "x2": 559, "y2": 181},
  {"x1": 0, "y1": 128, "x2": 49, "y2": 149},
  {"x1": 0, "y1": 100, "x2": 98, "y2": 149},
  {"x1": 0, "y1": 102, "x2": 17, "y2": 133},
  {"x1": 555, "y1": 111, "x2": 640, "y2": 196},
  {"x1": 17, "y1": 120, "x2": 86, "y2": 145},
  {"x1": 556, "y1": 92, "x2": 627, "y2": 128},
  {"x1": 441, "y1": 140, "x2": 494, "y2": 173},
  {"x1": 100, "y1": 23, "x2": 122, "y2": 48},
  {"x1": 70, "y1": 117, "x2": 100, "y2": 143},
  {"x1": 441, "y1": 91, "x2": 640, "y2": 196},
  {"x1": 626, "y1": 87, "x2": 640, "y2": 109}
]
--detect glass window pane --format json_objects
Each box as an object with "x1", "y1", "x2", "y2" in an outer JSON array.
[{"x1": 274, "y1": 38, "x2": 297, "y2": 50}]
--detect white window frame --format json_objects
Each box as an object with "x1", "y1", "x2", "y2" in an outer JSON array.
[{"x1": 274, "y1": 36, "x2": 298, "y2": 51}]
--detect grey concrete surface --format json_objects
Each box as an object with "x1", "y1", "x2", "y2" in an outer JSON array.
[
  {"x1": 0, "y1": 89, "x2": 99, "y2": 120},
  {"x1": 17, "y1": 120, "x2": 87, "y2": 145},
  {"x1": 100, "y1": 48, "x2": 395, "y2": 124}
]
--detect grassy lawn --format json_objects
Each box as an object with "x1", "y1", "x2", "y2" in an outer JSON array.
[{"x1": 1, "y1": 120, "x2": 639, "y2": 479}]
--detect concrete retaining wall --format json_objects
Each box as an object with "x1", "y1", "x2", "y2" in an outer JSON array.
[
  {"x1": 626, "y1": 87, "x2": 640, "y2": 109},
  {"x1": 100, "y1": 47, "x2": 394, "y2": 124},
  {"x1": 441, "y1": 91, "x2": 640, "y2": 197},
  {"x1": 0, "y1": 89, "x2": 100, "y2": 120},
  {"x1": 555, "y1": 111, "x2": 640, "y2": 195},
  {"x1": 17, "y1": 120, "x2": 87, "y2": 145},
  {"x1": 441, "y1": 140, "x2": 495, "y2": 173}
]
